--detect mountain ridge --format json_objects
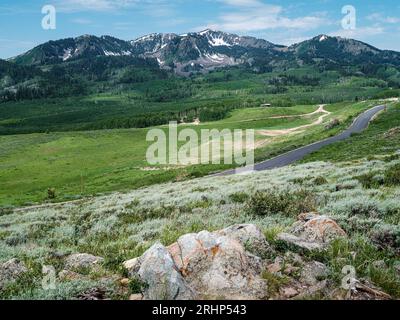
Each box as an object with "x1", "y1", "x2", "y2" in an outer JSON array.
[
  {"x1": 2, "y1": 29, "x2": 400, "y2": 107},
  {"x1": 10, "y1": 30, "x2": 400, "y2": 75}
]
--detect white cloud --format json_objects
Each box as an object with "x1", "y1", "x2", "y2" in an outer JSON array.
[
  {"x1": 53, "y1": 0, "x2": 169, "y2": 13},
  {"x1": 53, "y1": 0, "x2": 134, "y2": 12},
  {"x1": 367, "y1": 13, "x2": 400, "y2": 24},
  {"x1": 71, "y1": 18, "x2": 93, "y2": 24},
  {"x1": 218, "y1": 0, "x2": 266, "y2": 7},
  {"x1": 386, "y1": 17, "x2": 400, "y2": 24},
  {"x1": 141, "y1": 2, "x2": 176, "y2": 17},
  {"x1": 0, "y1": 39, "x2": 35, "y2": 54},
  {"x1": 278, "y1": 36, "x2": 309, "y2": 46},
  {"x1": 330, "y1": 26, "x2": 385, "y2": 40},
  {"x1": 202, "y1": 0, "x2": 329, "y2": 33}
]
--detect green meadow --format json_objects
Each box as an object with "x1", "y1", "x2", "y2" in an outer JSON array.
[
  {"x1": 0, "y1": 66, "x2": 390, "y2": 135},
  {"x1": 0, "y1": 101, "x2": 380, "y2": 207},
  {"x1": 303, "y1": 102, "x2": 400, "y2": 162}
]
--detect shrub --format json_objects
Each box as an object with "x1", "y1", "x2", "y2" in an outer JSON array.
[
  {"x1": 192, "y1": 187, "x2": 212, "y2": 193},
  {"x1": 246, "y1": 189, "x2": 316, "y2": 217},
  {"x1": 188, "y1": 170, "x2": 204, "y2": 178},
  {"x1": 129, "y1": 276, "x2": 149, "y2": 294},
  {"x1": 229, "y1": 192, "x2": 250, "y2": 203},
  {"x1": 369, "y1": 265, "x2": 400, "y2": 298},
  {"x1": 383, "y1": 127, "x2": 400, "y2": 139},
  {"x1": 325, "y1": 118, "x2": 340, "y2": 130},
  {"x1": 334, "y1": 180, "x2": 359, "y2": 191},
  {"x1": 125, "y1": 199, "x2": 140, "y2": 210},
  {"x1": 325, "y1": 236, "x2": 400, "y2": 298},
  {"x1": 264, "y1": 226, "x2": 285, "y2": 244},
  {"x1": 289, "y1": 177, "x2": 309, "y2": 185},
  {"x1": 336, "y1": 216, "x2": 381, "y2": 235},
  {"x1": 325, "y1": 196, "x2": 382, "y2": 218},
  {"x1": 370, "y1": 224, "x2": 400, "y2": 253},
  {"x1": 262, "y1": 270, "x2": 289, "y2": 296},
  {"x1": 4, "y1": 278, "x2": 106, "y2": 300},
  {"x1": 384, "y1": 164, "x2": 400, "y2": 186},
  {"x1": 5, "y1": 232, "x2": 27, "y2": 246},
  {"x1": 47, "y1": 188, "x2": 56, "y2": 199},
  {"x1": 0, "y1": 206, "x2": 14, "y2": 216},
  {"x1": 313, "y1": 176, "x2": 328, "y2": 186},
  {"x1": 380, "y1": 199, "x2": 400, "y2": 224},
  {"x1": 183, "y1": 197, "x2": 212, "y2": 211},
  {"x1": 356, "y1": 172, "x2": 384, "y2": 189},
  {"x1": 119, "y1": 205, "x2": 177, "y2": 224},
  {"x1": 384, "y1": 154, "x2": 400, "y2": 163}
]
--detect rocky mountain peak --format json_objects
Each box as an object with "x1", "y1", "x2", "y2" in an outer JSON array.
[{"x1": 9, "y1": 30, "x2": 400, "y2": 74}]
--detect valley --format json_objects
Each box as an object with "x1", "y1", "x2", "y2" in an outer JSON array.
[
  {"x1": 0, "y1": 101, "x2": 381, "y2": 207},
  {"x1": 0, "y1": 28, "x2": 400, "y2": 301}
]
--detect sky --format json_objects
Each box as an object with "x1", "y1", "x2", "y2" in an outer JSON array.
[{"x1": 1, "y1": 0, "x2": 400, "y2": 59}]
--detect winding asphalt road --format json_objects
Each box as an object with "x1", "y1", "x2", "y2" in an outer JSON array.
[{"x1": 215, "y1": 104, "x2": 386, "y2": 176}]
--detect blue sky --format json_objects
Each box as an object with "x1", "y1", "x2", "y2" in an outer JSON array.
[{"x1": 1, "y1": 0, "x2": 400, "y2": 59}]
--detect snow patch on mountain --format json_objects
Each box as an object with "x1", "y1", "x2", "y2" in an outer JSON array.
[
  {"x1": 104, "y1": 50, "x2": 121, "y2": 56},
  {"x1": 132, "y1": 34, "x2": 157, "y2": 44},
  {"x1": 204, "y1": 53, "x2": 225, "y2": 62},
  {"x1": 199, "y1": 29, "x2": 211, "y2": 36},
  {"x1": 156, "y1": 57, "x2": 165, "y2": 66},
  {"x1": 62, "y1": 49, "x2": 73, "y2": 61},
  {"x1": 208, "y1": 35, "x2": 233, "y2": 47},
  {"x1": 319, "y1": 35, "x2": 328, "y2": 42}
]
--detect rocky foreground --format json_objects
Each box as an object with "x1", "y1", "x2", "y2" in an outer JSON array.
[
  {"x1": 1, "y1": 159, "x2": 399, "y2": 300},
  {"x1": 122, "y1": 214, "x2": 391, "y2": 300},
  {"x1": 1, "y1": 213, "x2": 393, "y2": 300}
]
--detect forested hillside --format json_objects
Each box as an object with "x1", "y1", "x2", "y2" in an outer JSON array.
[{"x1": 1, "y1": 31, "x2": 400, "y2": 134}]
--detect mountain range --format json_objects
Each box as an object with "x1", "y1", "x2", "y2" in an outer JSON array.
[
  {"x1": 2, "y1": 29, "x2": 400, "y2": 135},
  {"x1": 1, "y1": 29, "x2": 400, "y2": 106},
  {"x1": 8, "y1": 30, "x2": 400, "y2": 75}
]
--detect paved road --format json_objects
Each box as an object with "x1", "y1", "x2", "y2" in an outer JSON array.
[{"x1": 215, "y1": 105, "x2": 386, "y2": 176}]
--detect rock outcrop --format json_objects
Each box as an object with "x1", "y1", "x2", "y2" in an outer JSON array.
[
  {"x1": 0, "y1": 258, "x2": 28, "y2": 289},
  {"x1": 215, "y1": 224, "x2": 271, "y2": 257},
  {"x1": 124, "y1": 224, "x2": 270, "y2": 300},
  {"x1": 278, "y1": 213, "x2": 347, "y2": 251},
  {"x1": 132, "y1": 243, "x2": 196, "y2": 300},
  {"x1": 121, "y1": 219, "x2": 392, "y2": 301},
  {"x1": 64, "y1": 253, "x2": 104, "y2": 271},
  {"x1": 300, "y1": 261, "x2": 329, "y2": 286}
]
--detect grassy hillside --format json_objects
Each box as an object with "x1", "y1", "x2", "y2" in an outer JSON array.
[
  {"x1": 2, "y1": 32, "x2": 400, "y2": 301},
  {"x1": 0, "y1": 101, "x2": 379, "y2": 207},
  {"x1": 303, "y1": 103, "x2": 400, "y2": 162},
  {"x1": 0, "y1": 158, "x2": 399, "y2": 299}
]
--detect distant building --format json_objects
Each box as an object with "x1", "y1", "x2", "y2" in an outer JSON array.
[{"x1": 260, "y1": 103, "x2": 272, "y2": 107}]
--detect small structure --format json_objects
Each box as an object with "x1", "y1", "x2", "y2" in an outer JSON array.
[{"x1": 260, "y1": 103, "x2": 272, "y2": 108}]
